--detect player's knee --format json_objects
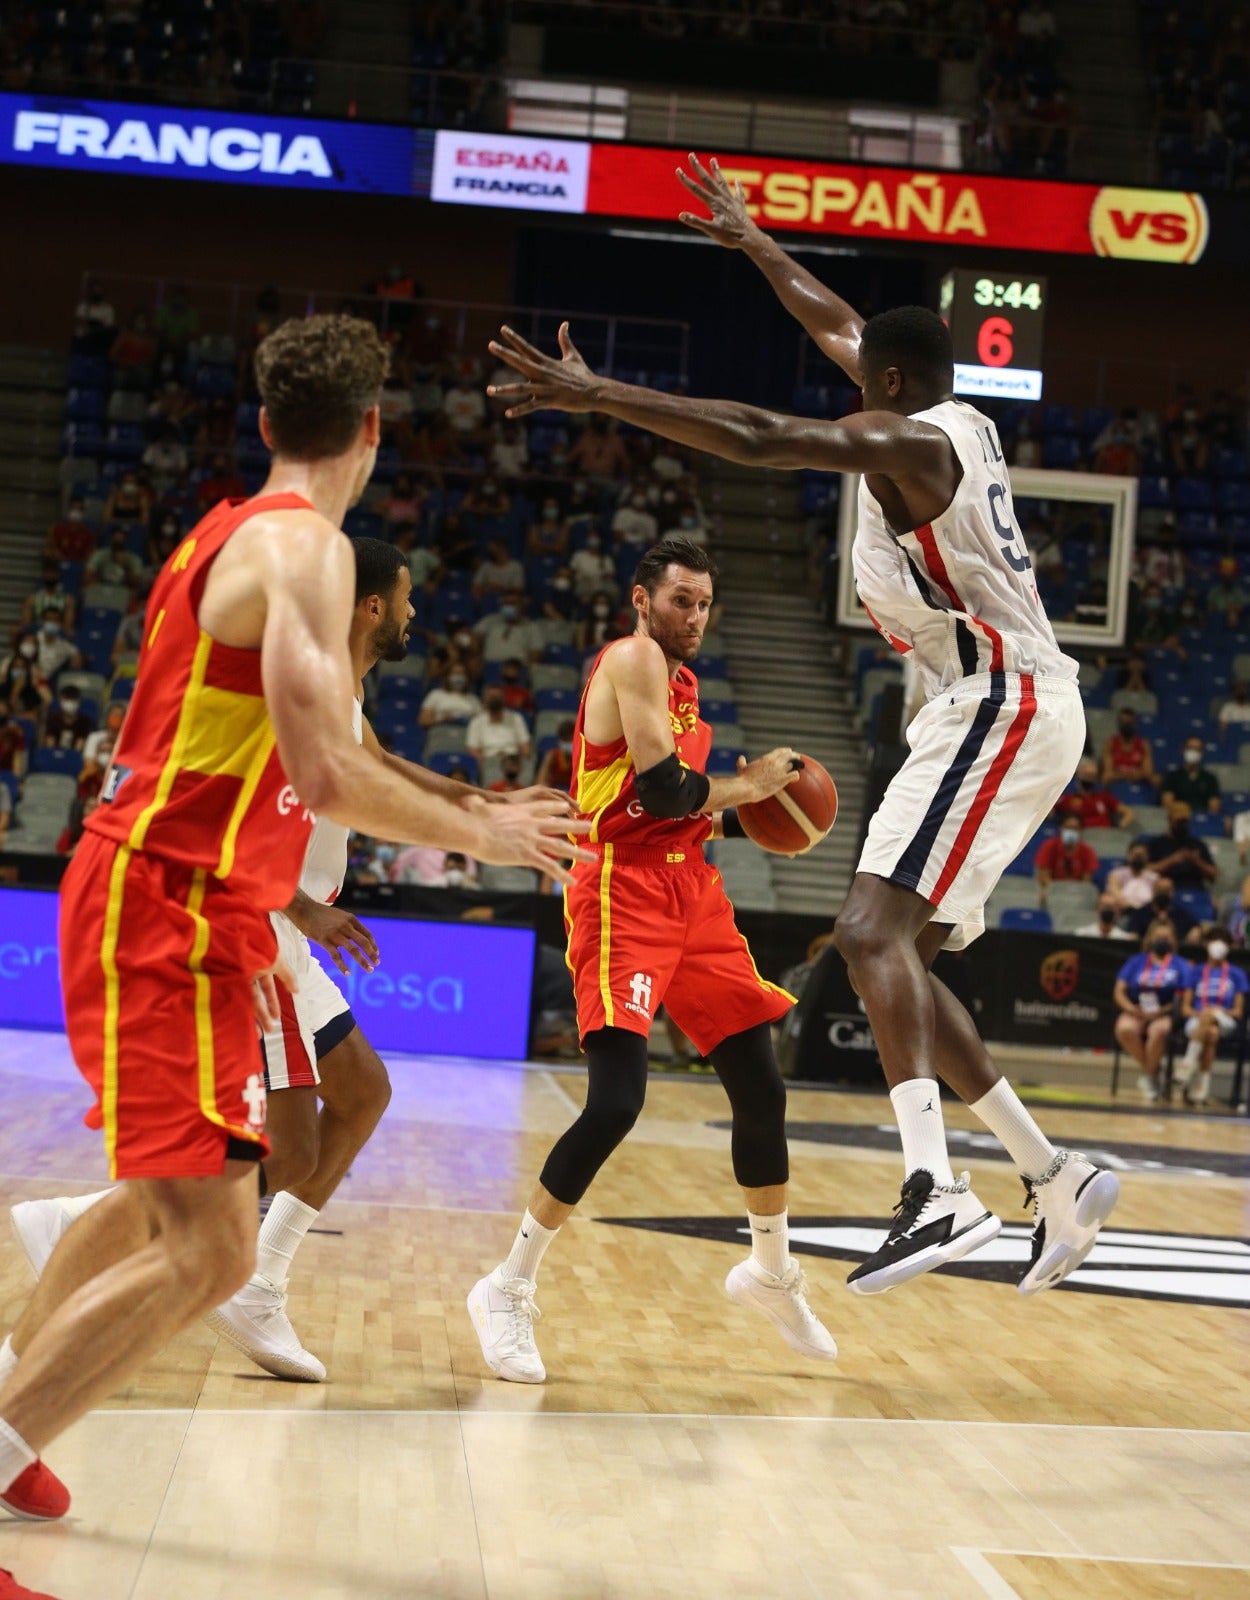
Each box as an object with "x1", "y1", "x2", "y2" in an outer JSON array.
[
  {"x1": 167, "y1": 1216, "x2": 255, "y2": 1309},
  {"x1": 832, "y1": 905, "x2": 887, "y2": 968},
  {"x1": 586, "y1": 1094, "x2": 642, "y2": 1152}
]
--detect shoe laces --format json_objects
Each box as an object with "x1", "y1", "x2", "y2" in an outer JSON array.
[
  {"x1": 777, "y1": 1261, "x2": 810, "y2": 1298},
  {"x1": 501, "y1": 1277, "x2": 541, "y2": 1346}
]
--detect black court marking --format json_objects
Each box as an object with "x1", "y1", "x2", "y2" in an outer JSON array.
[
  {"x1": 599, "y1": 1216, "x2": 1250, "y2": 1309},
  {"x1": 707, "y1": 1120, "x2": 1250, "y2": 1181}
]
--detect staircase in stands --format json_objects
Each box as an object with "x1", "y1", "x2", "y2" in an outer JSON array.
[{"x1": 703, "y1": 458, "x2": 867, "y2": 918}]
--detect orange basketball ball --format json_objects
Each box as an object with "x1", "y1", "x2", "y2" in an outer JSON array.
[{"x1": 737, "y1": 756, "x2": 838, "y2": 856}]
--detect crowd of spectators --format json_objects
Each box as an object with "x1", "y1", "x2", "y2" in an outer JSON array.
[
  {"x1": 975, "y1": 0, "x2": 1069, "y2": 178},
  {"x1": 1143, "y1": 0, "x2": 1250, "y2": 190},
  {"x1": 1, "y1": 275, "x2": 734, "y2": 885}
]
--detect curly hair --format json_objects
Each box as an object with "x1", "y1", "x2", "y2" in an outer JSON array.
[{"x1": 254, "y1": 314, "x2": 390, "y2": 460}]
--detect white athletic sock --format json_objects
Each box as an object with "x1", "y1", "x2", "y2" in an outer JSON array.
[
  {"x1": 748, "y1": 1209, "x2": 789, "y2": 1278},
  {"x1": 968, "y1": 1077, "x2": 1058, "y2": 1181},
  {"x1": 0, "y1": 1335, "x2": 16, "y2": 1391},
  {"x1": 500, "y1": 1210, "x2": 558, "y2": 1284},
  {"x1": 0, "y1": 1417, "x2": 36, "y2": 1494},
  {"x1": 1182, "y1": 1037, "x2": 1203, "y2": 1070},
  {"x1": 253, "y1": 1192, "x2": 318, "y2": 1288},
  {"x1": 60, "y1": 1189, "x2": 112, "y2": 1223},
  {"x1": 889, "y1": 1079, "x2": 956, "y2": 1187},
  {"x1": 1192, "y1": 1070, "x2": 1211, "y2": 1098}
]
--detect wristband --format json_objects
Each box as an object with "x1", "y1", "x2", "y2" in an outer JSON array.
[{"x1": 722, "y1": 808, "x2": 745, "y2": 839}]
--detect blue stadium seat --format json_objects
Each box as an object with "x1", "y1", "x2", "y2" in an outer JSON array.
[
  {"x1": 792, "y1": 385, "x2": 830, "y2": 417},
  {"x1": 1211, "y1": 447, "x2": 1248, "y2": 480},
  {"x1": 1217, "y1": 482, "x2": 1250, "y2": 515},
  {"x1": 0, "y1": 772, "x2": 18, "y2": 808},
  {"x1": 1188, "y1": 813, "x2": 1225, "y2": 838},
  {"x1": 999, "y1": 907, "x2": 1053, "y2": 932},
  {"x1": 692, "y1": 654, "x2": 727, "y2": 677},
  {"x1": 705, "y1": 747, "x2": 747, "y2": 775},
  {"x1": 1175, "y1": 477, "x2": 1214, "y2": 511},
  {"x1": 343, "y1": 509, "x2": 384, "y2": 540},
  {"x1": 1175, "y1": 889, "x2": 1215, "y2": 922},
  {"x1": 376, "y1": 674, "x2": 426, "y2": 704},
  {"x1": 68, "y1": 355, "x2": 107, "y2": 389},
  {"x1": 425, "y1": 750, "x2": 478, "y2": 782},
  {"x1": 65, "y1": 388, "x2": 105, "y2": 424},
  {"x1": 543, "y1": 642, "x2": 579, "y2": 667},
  {"x1": 1080, "y1": 406, "x2": 1115, "y2": 439},
  {"x1": 700, "y1": 699, "x2": 738, "y2": 725},
  {"x1": 32, "y1": 747, "x2": 82, "y2": 777},
  {"x1": 386, "y1": 726, "x2": 427, "y2": 763},
  {"x1": 1110, "y1": 780, "x2": 1156, "y2": 805},
  {"x1": 534, "y1": 688, "x2": 579, "y2": 715},
  {"x1": 1042, "y1": 437, "x2": 1081, "y2": 470},
  {"x1": 1041, "y1": 404, "x2": 1077, "y2": 435},
  {"x1": 1137, "y1": 475, "x2": 1171, "y2": 509}
]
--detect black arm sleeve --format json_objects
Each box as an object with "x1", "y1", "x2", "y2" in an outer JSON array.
[{"x1": 635, "y1": 752, "x2": 712, "y2": 819}]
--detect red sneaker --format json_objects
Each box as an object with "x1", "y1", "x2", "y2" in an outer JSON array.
[
  {"x1": 0, "y1": 1461, "x2": 70, "y2": 1521},
  {"x1": 0, "y1": 1569, "x2": 62, "y2": 1599}
]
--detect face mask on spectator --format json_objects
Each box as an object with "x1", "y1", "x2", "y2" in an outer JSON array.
[
  {"x1": 553, "y1": 577, "x2": 571, "y2": 592},
  {"x1": 444, "y1": 868, "x2": 467, "y2": 887},
  {"x1": 1118, "y1": 718, "x2": 1135, "y2": 735},
  {"x1": 482, "y1": 480, "x2": 497, "y2": 496},
  {"x1": 1150, "y1": 937, "x2": 1174, "y2": 957},
  {"x1": 42, "y1": 621, "x2": 60, "y2": 637},
  {"x1": 1209, "y1": 940, "x2": 1230, "y2": 962},
  {"x1": 98, "y1": 740, "x2": 114, "y2": 762},
  {"x1": 500, "y1": 604, "x2": 518, "y2": 622},
  {"x1": 1183, "y1": 747, "x2": 1201, "y2": 766},
  {"x1": 1098, "y1": 907, "x2": 1116, "y2": 925},
  {"x1": 18, "y1": 641, "x2": 36, "y2": 659},
  {"x1": 679, "y1": 514, "x2": 697, "y2": 530},
  {"x1": 455, "y1": 630, "x2": 473, "y2": 649},
  {"x1": 485, "y1": 695, "x2": 504, "y2": 714},
  {"x1": 374, "y1": 844, "x2": 396, "y2": 866},
  {"x1": 551, "y1": 451, "x2": 567, "y2": 468},
  {"x1": 67, "y1": 507, "x2": 84, "y2": 521},
  {"x1": 543, "y1": 504, "x2": 559, "y2": 521},
  {"x1": 1061, "y1": 828, "x2": 1079, "y2": 847},
  {"x1": 1128, "y1": 853, "x2": 1148, "y2": 871},
  {"x1": 631, "y1": 495, "x2": 647, "y2": 511},
  {"x1": 1171, "y1": 818, "x2": 1190, "y2": 839},
  {"x1": 502, "y1": 766, "x2": 520, "y2": 782},
  {"x1": 1144, "y1": 595, "x2": 1162, "y2": 612},
  {"x1": 593, "y1": 602, "x2": 611, "y2": 619},
  {"x1": 559, "y1": 740, "x2": 573, "y2": 755},
  {"x1": 1152, "y1": 890, "x2": 1173, "y2": 910},
  {"x1": 448, "y1": 673, "x2": 468, "y2": 692},
  {"x1": 61, "y1": 693, "x2": 79, "y2": 714}
]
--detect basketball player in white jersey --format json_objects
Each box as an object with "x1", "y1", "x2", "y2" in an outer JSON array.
[
  {"x1": 9, "y1": 538, "x2": 572, "y2": 1382},
  {"x1": 483, "y1": 154, "x2": 1120, "y2": 1302}
]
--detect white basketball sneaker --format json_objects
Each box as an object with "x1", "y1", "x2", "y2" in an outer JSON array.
[
  {"x1": 204, "y1": 1275, "x2": 326, "y2": 1382},
  {"x1": 846, "y1": 1169, "x2": 1001, "y2": 1296},
  {"x1": 1018, "y1": 1150, "x2": 1120, "y2": 1296},
  {"x1": 725, "y1": 1257, "x2": 837, "y2": 1361},
  {"x1": 466, "y1": 1269, "x2": 545, "y2": 1383},
  {"x1": 10, "y1": 1198, "x2": 79, "y2": 1279}
]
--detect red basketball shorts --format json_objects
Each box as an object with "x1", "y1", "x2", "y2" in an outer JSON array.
[
  {"x1": 60, "y1": 831, "x2": 277, "y2": 1179},
  {"x1": 563, "y1": 843, "x2": 793, "y2": 1056}
]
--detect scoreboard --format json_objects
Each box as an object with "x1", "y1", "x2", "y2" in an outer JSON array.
[{"x1": 940, "y1": 269, "x2": 1048, "y2": 401}]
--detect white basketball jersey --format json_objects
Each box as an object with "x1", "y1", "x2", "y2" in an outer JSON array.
[
  {"x1": 298, "y1": 697, "x2": 363, "y2": 904},
  {"x1": 853, "y1": 398, "x2": 1078, "y2": 702}
]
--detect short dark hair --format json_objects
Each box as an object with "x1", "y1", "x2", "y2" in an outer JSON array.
[
  {"x1": 255, "y1": 314, "x2": 390, "y2": 460},
  {"x1": 860, "y1": 305, "x2": 953, "y2": 389},
  {"x1": 632, "y1": 535, "x2": 717, "y2": 598},
  {"x1": 351, "y1": 537, "x2": 407, "y2": 605}
]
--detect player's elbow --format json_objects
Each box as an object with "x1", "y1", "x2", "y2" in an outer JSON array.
[{"x1": 283, "y1": 751, "x2": 342, "y2": 819}]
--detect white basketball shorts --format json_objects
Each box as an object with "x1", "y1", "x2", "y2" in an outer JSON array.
[
  {"x1": 259, "y1": 911, "x2": 355, "y2": 1092},
  {"x1": 858, "y1": 671, "x2": 1084, "y2": 950},
  {"x1": 1185, "y1": 1012, "x2": 1235, "y2": 1038}
]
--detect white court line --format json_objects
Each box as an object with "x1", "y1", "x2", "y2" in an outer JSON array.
[
  {"x1": 971, "y1": 1547, "x2": 1250, "y2": 1569},
  {"x1": 88, "y1": 1409, "x2": 1250, "y2": 1435},
  {"x1": 951, "y1": 1549, "x2": 1024, "y2": 1600},
  {"x1": 542, "y1": 1069, "x2": 582, "y2": 1118}
]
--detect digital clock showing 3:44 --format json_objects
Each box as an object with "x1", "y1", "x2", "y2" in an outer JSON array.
[{"x1": 940, "y1": 268, "x2": 1048, "y2": 401}]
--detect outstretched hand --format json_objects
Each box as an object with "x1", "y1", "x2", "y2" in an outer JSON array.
[
  {"x1": 487, "y1": 322, "x2": 601, "y2": 419},
  {"x1": 676, "y1": 152, "x2": 757, "y2": 249}
]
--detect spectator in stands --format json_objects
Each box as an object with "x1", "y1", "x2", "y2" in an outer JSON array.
[
  {"x1": 86, "y1": 529, "x2": 144, "y2": 593},
  {"x1": 147, "y1": 508, "x2": 182, "y2": 566},
  {"x1": 148, "y1": 370, "x2": 198, "y2": 436},
  {"x1": 111, "y1": 606, "x2": 146, "y2": 667},
  {"x1": 1207, "y1": 558, "x2": 1248, "y2": 628},
  {"x1": 1010, "y1": 422, "x2": 1042, "y2": 471},
  {"x1": 536, "y1": 719, "x2": 576, "y2": 792},
  {"x1": 154, "y1": 283, "x2": 198, "y2": 358},
  {"x1": 1106, "y1": 842, "x2": 1161, "y2": 913},
  {"x1": 1220, "y1": 682, "x2": 1250, "y2": 736},
  {"x1": 141, "y1": 424, "x2": 188, "y2": 496},
  {"x1": 476, "y1": 590, "x2": 543, "y2": 664},
  {"x1": 379, "y1": 368, "x2": 415, "y2": 451},
  {"x1": 1161, "y1": 738, "x2": 1222, "y2": 814},
  {"x1": 392, "y1": 845, "x2": 478, "y2": 889},
  {"x1": 45, "y1": 496, "x2": 96, "y2": 564},
  {"x1": 1114, "y1": 920, "x2": 1190, "y2": 1102},
  {"x1": 489, "y1": 755, "x2": 525, "y2": 796},
  {"x1": 411, "y1": 364, "x2": 445, "y2": 425},
  {"x1": 1136, "y1": 583, "x2": 1183, "y2": 653},
  {"x1": 1074, "y1": 895, "x2": 1133, "y2": 939},
  {"x1": 473, "y1": 538, "x2": 524, "y2": 600},
  {"x1": 467, "y1": 688, "x2": 531, "y2": 768},
  {"x1": 1056, "y1": 757, "x2": 1133, "y2": 829},
  {"x1": 1146, "y1": 802, "x2": 1218, "y2": 890},
  {"x1": 1092, "y1": 409, "x2": 1141, "y2": 476},
  {"x1": 498, "y1": 658, "x2": 534, "y2": 717},
  {"x1": 83, "y1": 702, "x2": 125, "y2": 768},
  {"x1": 612, "y1": 487, "x2": 658, "y2": 551},
  {"x1": 527, "y1": 496, "x2": 569, "y2": 558},
  {"x1": 427, "y1": 620, "x2": 484, "y2": 691},
  {"x1": 103, "y1": 471, "x2": 152, "y2": 527},
  {"x1": 570, "y1": 529, "x2": 617, "y2": 603},
  {"x1": 1126, "y1": 878, "x2": 1198, "y2": 944},
  {"x1": 19, "y1": 559, "x2": 76, "y2": 640},
  {"x1": 0, "y1": 649, "x2": 51, "y2": 723},
  {"x1": 109, "y1": 310, "x2": 157, "y2": 373},
  {"x1": 1178, "y1": 928, "x2": 1247, "y2": 1105},
  {"x1": 434, "y1": 510, "x2": 479, "y2": 576},
  {"x1": 75, "y1": 279, "x2": 116, "y2": 346},
  {"x1": 461, "y1": 476, "x2": 512, "y2": 522},
  {"x1": 0, "y1": 775, "x2": 9, "y2": 849},
  {"x1": 578, "y1": 591, "x2": 629, "y2": 655},
  {"x1": 393, "y1": 521, "x2": 441, "y2": 592},
  {"x1": 1101, "y1": 707, "x2": 1157, "y2": 787},
  {"x1": 1114, "y1": 647, "x2": 1152, "y2": 692},
  {"x1": 540, "y1": 565, "x2": 579, "y2": 623},
  {"x1": 196, "y1": 397, "x2": 237, "y2": 462},
  {"x1": 675, "y1": 500, "x2": 710, "y2": 546},
  {"x1": 490, "y1": 420, "x2": 529, "y2": 483},
  {"x1": 28, "y1": 607, "x2": 81, "y2": 682},
  {"x1": 1167, "y1": 392, "x2": 1210, "y2": 474},
  {"x1": 0, "y1": 713, "x2": 27, "y2": 778},
  {"x1": 568, "y1": 415, "x2": 629, "y2": 487},
  {"x1": 419, "y1": 668, "x2": 482, "y2": 728},
  {"x1": 43, "y1": 683, "x2": 93, "y2": 751},
  {"x1": 442, "y1": 371, "x2": 487, "y2": 443},
  {"x1": 196, "y1": 452, "x2": 247, "y2": 509},
  {"x1": 1034, "y1": 814, "x2": 1098, "y2": 899}
]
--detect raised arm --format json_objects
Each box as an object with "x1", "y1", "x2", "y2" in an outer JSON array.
[
  {"x1": 677, "y1": 153, "x2": 864, "y2": 384},
  {"x1": 488, "y1": 324, "x2": 946, "y2": 483}
]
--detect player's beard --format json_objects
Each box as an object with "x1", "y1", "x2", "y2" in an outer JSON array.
[
  {"x1": 375, "y1": 616, "x2": 408, "y2": 663},
  {"x1": 648, "y1": 614, "x2": 701, "y2": 663}
]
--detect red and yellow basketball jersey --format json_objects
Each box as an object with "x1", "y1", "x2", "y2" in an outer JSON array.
[
  {"x1": 87, "y1": 494, "x2": 315, "y2": 911},
  {"x1": 570, "y1": 640, "x2": 713, "y2": 852}
]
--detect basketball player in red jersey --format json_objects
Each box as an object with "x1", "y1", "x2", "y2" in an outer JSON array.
[
  {"x1": 485, "y1": 155, "x2": 1120, "y2": 1314},
  {"x1": 468, "y1": 534, "x2": 838, "y2": 1383},
  {"x1": 0, "y1": 315, "x2": 587, "y2": 1566}
]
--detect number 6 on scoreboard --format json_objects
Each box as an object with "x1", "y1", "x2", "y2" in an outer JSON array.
[{"x1": 976, "y1": 315, "x2": 1014, "y2": 368}]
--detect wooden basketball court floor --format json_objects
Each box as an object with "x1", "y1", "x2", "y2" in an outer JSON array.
[{"x1": 0, "y1": 1023, "x2": 1247, "y2": 1600}]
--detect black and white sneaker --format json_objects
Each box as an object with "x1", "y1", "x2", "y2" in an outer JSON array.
[
  {"x1": 1017, "y1": 1150, "x2": 1119, "y2": 1296},
  {"x1": 846, "y1": 1169, "x2": 1001, "y2": 1296}
]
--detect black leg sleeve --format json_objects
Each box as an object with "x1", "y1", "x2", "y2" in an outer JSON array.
[
  {"x1": 538, "y1": 1028, "x2": 650, "y2": 1205},
  {"x1": 710, "y1": 1022, "x2": 790, "y2": 1189}
]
